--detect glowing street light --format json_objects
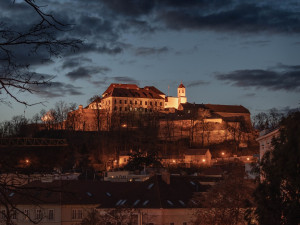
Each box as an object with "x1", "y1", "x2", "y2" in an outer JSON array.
[
  {"x1": 202, "y1": 159, "x2": 206, "y2": 162},
  {"x1": 221, "y1": 152, "x2": 225, "y2": 156}
]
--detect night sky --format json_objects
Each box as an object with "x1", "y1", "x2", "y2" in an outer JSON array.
[{"x1": 1, "y1": 0, "x2": 300, "y2": 122}]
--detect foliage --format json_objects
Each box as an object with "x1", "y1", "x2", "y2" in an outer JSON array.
[
  {"x1": 192, "y1": 165, "x2": 255, "y2": 225},
  {"x1": 252, "y1": 111, "x2": 300, "y2": 225},
  {"x1": 124, "y1": 151, "x2": 162, "y2": 171}
]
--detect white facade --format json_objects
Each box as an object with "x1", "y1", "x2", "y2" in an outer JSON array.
[{"x1": 256, "y1": 128, "x2": 280, "y2": 161}]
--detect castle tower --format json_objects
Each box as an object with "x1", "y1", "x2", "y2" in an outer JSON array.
[
  {"x1": 178, "y1": 81, "x2": 187, "y2": 105},
  {"x1": 177, "y1": 81, "x2": 186, "y2": 97}
]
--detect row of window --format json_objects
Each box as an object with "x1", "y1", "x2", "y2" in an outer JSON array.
[
  {"x1": 0, "y1": 209, "x2": 54, "y2": 221},
  {"x1": 104, "y1": 99, "x2": 163, "y2": 107},
  {"x1": 114, "y1": 107, "x2": 158, "y2": 112}
]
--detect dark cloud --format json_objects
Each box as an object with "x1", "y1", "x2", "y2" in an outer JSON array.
[
  {"x1": 101, "y1": 0, "x2": 156, "y2": 17},
  {"x1": 186, "y1": 80, "x2": 210, "y2": 88},
  {"x1": 64, "y1": 43, "x2": 123, "y2": 56},
  {"x1": 135, "y1": 47, "x2": 169, "y2": 56},
  {"x1": 111, "y1": 76, "x2": 140, "y2": 84},
  {"x1": 243, "y1": 93, "x2": 256, "y2": 97},
  {"x1": 35, "y1": 82, "x2": 84, "y2": 98},
  {"x1": 158, "y1": 3, "x2": 300, "y2": 34},
  {"x1": 27, "y1": 73, "x2": 84, "y2": 98},
  {"x1": 66, "y1": 66, "x2": 111, "y2": 81},
  {"x1": 240, "y1": 40, "x2": 270, "y2": 46},
  {"x1": 215, "y1": 67, "x2": 300, "y2": 92},
  {"x1": 61, "y1": 57, "x2": 92, "y2": 69},
  {"x1": 99, "y1": 0, "x2": 300, "y2": 34}
]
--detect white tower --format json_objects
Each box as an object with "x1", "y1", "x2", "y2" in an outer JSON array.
[{"x1": 178, "y1": 81, "x2": 187, "y2": 105}]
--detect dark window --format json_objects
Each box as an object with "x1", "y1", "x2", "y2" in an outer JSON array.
[
  {"x1": 140, "y1": 101, "x2": 142, "y2": 105},
  {"x1": 155, "y1": 102, "x2": 157, "y2": 106},
  {"x1": 125, "y1": 107, "x2": 127, "y2": 111},
  {"x1": 119, "y1": 107, "x2": 122, "y2": 111},
  {"x1": 130, "y1": 100, "x2": 132, "y2": 104},
  {"x1": 182, "y1": 90, "x2": 184, "y2": 93},
  {"x1": 145, "y1": 101, "x2": 148, "y2": 105},
  {"x1": 114, "y1": 106, "x2": 117, "y2": 111},
  {"x1": 125, "y1": 100, "x2": 127, "y2": 104},
  {"x1": 119, "y1": 100, "x2": 122, "y2": 104},
  {"x1": 135, "y1": 101, "x2": 137, "y2": 105},
  {"x1": 114, "y1": 99, "x2": 116, "y2": 104},
  {"x1": 150, "y1": 102, "x2": 152, "y2": 106},
  {"x1": 160, "y1": 102, "x2": 162, "y2": 106}
]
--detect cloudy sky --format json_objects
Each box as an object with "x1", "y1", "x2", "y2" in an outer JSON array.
[{"x1": 1, "y1": 0, "x2": 300, "y2": 121}]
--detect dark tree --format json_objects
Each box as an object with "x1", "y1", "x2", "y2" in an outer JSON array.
[
  {"x1": 124, "y1": 151, "x2": 162, "y2": 171},
  {"x1": 0, "y1": 0, "x2": 81, "y2": 106},
  {"x1": 253, "y1": 111, "x2": 300, "y2": 225}
]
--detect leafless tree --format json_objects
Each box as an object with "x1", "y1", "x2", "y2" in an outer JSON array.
[
  {"x1": 81, "y1": 208, "x2": 139, "y2": 225},
  {"x1": 0, "y1": 0, "x2": 81, "y2": 106}
]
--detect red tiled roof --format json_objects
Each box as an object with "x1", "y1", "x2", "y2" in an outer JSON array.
[
  {"x1": 180, "y1": 103, "x2": 249, "y2": 114},
  {"x1": 178, "y1": 83, "x2": 185, "y2": 88},
  {"x1": 204, "y1": 104, "x2": 250, "y2": 114},
  {"x1": 102, "y1": 83, "x2": 139, "y2": 96},
  {"x1": 10, "y1": 176, "x2": 218, "y2": 208},
  {"x1": 144, "y1": 86, "x2": 165, "y2": 95},
  {"x1": 103, "y1": 86, "x2": 164, "y2": 99}
]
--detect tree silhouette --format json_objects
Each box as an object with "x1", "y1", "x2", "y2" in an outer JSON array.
[
  {"x1": 252, "y1": 111, "x2": 300, "y2": 225},
  {"x1": 0, "y1": 0, "x2": 81, "y2": 106}
]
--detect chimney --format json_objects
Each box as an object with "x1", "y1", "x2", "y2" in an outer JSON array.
[
  {"x1": 79, "y1": 105, "x2": 83, "y2": 112},
  {"x1": 161, "y1": 170, "x2": 170, "y2": 185}
]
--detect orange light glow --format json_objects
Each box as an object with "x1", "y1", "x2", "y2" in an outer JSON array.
[
  {"x1": 202, "y1": 159, "x2": 206, "y2": 162},
  {"x1": 221, "y1": 152, "x2": 225, "y2": 156}
]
